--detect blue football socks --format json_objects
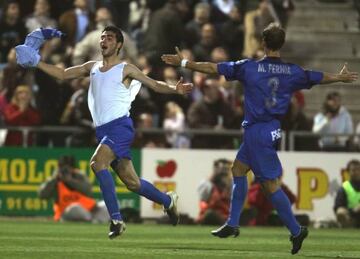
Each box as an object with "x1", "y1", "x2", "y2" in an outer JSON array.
[
  {"x1": 227, "y1": 176, "x2": 248, "y2": 227},
  {"x1": 137, "y1": 178, "x2": 171, "y2": 208},
  {"x1": 270, "y1": 188, "x2": 301, "y2": 236},
  {"x1": 95, "y1": 169, "x2": 122, "y2": 221}
]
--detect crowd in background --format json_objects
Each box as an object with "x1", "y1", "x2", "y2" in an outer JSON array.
[{"x1": 0, "y1": 0, "x2": 359, "y2": 151}]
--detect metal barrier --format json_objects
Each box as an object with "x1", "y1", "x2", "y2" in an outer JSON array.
[
  {"x1": 0, "y1": 126, "x2": 87, "y2": 147},
  {"x1": 0, "y1": 126, "x2": 358, "y2": 151},
  {"x1": 288, "y1": 131, "x2": 360, "y2": 151}
]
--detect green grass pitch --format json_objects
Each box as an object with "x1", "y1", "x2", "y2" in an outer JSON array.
[{"x1": 0, "y1": 219, "x2": 359, "y2": 259}]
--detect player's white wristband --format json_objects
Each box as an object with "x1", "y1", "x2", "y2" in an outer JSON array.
[{"x1": 181, "y1": 59, "x2": 188, "y2": 68}]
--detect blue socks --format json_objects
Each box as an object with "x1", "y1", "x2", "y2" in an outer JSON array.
[
  {"x1": 270, "y1": 188, "x2": 301, "y2": 236},
  {"x1": 137, "y1": 179, "x2": 171, "y2": 208},
  {"x1": 227, "y1": 176, "x2": 248, "y2": 227},
  {"x1": 95, "y1": 169, "x2": 122, "y2": 221}
]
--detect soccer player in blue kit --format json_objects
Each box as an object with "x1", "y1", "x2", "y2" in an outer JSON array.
[
  {"x1": 32, "y1": 26, "x2": 193, "y2": 239},
  {"x1": 162, "y1": 23, "x2": 358, "y2": 254}
]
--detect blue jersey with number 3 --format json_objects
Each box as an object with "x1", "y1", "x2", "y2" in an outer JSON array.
[{"x1": 217, "y1": 57, "x2": 323, "y2": 127}]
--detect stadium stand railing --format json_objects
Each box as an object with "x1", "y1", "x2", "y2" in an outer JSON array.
[{"x1": 1, "y1": 126, "x2": 359, "y2": 151}]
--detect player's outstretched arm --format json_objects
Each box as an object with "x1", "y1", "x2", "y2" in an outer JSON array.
[
  {"x1": 320, "y1": 63, "x2": 358, "y2": 84},
  {"x1": 37, "y1": 61, "x2": 96, "y2": 81},
  {"x1": 124, "y1": 63, "x2": 193, "y2": 95},
  {"x1": 161, "y1": 47, "x2": 218, "y2": 75}
]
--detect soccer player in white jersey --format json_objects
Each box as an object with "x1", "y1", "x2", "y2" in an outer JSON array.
[{"x1": 36, "y1": 26, "x2": 193, "y2": 239}]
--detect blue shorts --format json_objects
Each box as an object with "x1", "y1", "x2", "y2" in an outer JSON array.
[
  {"x1": 236, "y1": 119, "x2": 282, "y2": 182},
  {"x1": 95, "y1": 116, "x2": 134, "y2": 160}
]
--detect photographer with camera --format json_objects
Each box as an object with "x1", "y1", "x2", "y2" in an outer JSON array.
[
  {"x1": 38, "y1": 155, "x2": 109, "y2": 223},
  {"x1": 312, "y1": 92, "x2": 354, "y2": 151},
  {"x1": 334, "y1": 159, "x2": 360, "y2": 228},
  {"x1": 197, "y1": 159, "x2": 232, "y2": 225}
]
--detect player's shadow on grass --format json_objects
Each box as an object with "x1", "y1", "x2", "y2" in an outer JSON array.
[
  {"x1": 304, "y1": 255, "x2": 359, "y2": 259},
  {"x1": 143, "y1": 246, "x2": 257, "y2": 253}
]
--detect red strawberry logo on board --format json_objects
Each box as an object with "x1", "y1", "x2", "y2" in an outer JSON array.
[{"x1": 156, "y1": 160, "x2": 177, "y2": 178}]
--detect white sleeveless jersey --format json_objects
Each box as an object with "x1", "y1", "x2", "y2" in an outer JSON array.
[{"x1": 88, "y1": 61, "x2": 142, "y2": 127}]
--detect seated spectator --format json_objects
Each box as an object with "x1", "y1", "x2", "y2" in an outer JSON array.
[
  {"x1": 0, "y1": 0, "x2": 27, "y2": 62},
  {"x1": 3, "y1": 85, "x2": 41, "y2": 146},
  {"x1": 352, "y1": 122, "x2": 360, "y2": 150},
  {"x1": 25, "y1": 0, "x2": 57, "y2": 32},
  {"x1": 190, "y1": 71, "x2": 207, "y2": 102},
  {"x1": 334, "y1": 159, "x2": 360, "y2": 228},
  {"x1": 313, "y1": 92, "x2": 353, "y2": 151},
  {"x1": 60, "y1": 78, "x2": 95, "y2": 147},
  {"x1": 281, "y1": 92, "x2": 315, "y2": 150},
  {"x1": 34, "y1": 60, "x2": 73, "y2": 147},
  {"x1": 132, "y1": 113, "x2": 167, "y2": 148},
  {"x1": 0, "y1": 48, "x2": 31, "y2": 112},
  {"x1": 197, "y1": 159, "x2": 232, "y2": 225},
  {"x1": 38, "y1": 155, "x2": 109, "y2": 223},
  {"x1": 0, "y1": 94, "x2": 6, "y2": 125},
  {"x1": 210, "y1": 47, "x2": 229, "y2": 63},
  {"x1": 163, "y1": 101, "x2": 190, "y2": 148},
  {"x1": 177, "y1": 48, "x2": 195, "y2": 83},
  {"x1": 185, "y1": 2, "x2": 211, "y2": 47},
  {"x1": 247, "y1": 180, "x2": 296, "y2": 226},
  {"x1": 187, "y1": 76, "x2": 241, "y2": 149},
  {"x1": 192, "y1": 23, "x2": 219, "y2": 61}
]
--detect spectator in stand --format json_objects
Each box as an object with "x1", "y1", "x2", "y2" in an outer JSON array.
[
  {"x1": 34, "y1": 60, "x2": 73, "y2": 147},
  {"x1": 355, "y1": 0, "x2": 360, "y2": 29},
  {"x1": 248, "y1": 180, "x2": 296, "y2": 226},
  {"x1": 313, "y1": 92, "x2": 353, "y2": 151},
  {"x1": 281, "y1": 92, "x2": 314, "y2": 150},
  {"x1": 163, "y1": 101, "x2": 190, "y2": 148},
  {"x1": 143, "y1": 0, "x2": 187, "y2": 67},
  {"x1": 192, "y1": 23, "x2": 219, "y2": 62},
  {"x1": 58, "y1": 0, "x2": 95, "y2": 48},
  {"x1": 60, "y1": 78, "x2": 95, "y2": 147},
  {"x1": 24, "y1": 0, "x2": 59, "y2": 62},
  {"x1": 0, "y1": 48, "x2": 32, "y2": 108},
  {"x1": 0, "y1": 0, "x2": 27, "y2": 62},
  {"x1": 210, "y1": 47, "x2": 229, "y2": 64},
  {"x1": 352, "y1": 122, "x2": 360, "y2": 150},
  {"x1": 162, "y1": 66, "x2": 191, "y2": 118},
  {"x1": 334, "y1": 159, "x2": 360, "y2": 228},
  {"x1": 197, "y1": 159, "x2": 232, "y2": 225},
  {"x1": 25, "y1": 0, "x2": 57, "y2": 33},
  {"x1": 185, "y1": 2, "x2": 211, "y2": 48},
  {"x1": 130, "y1": 54, "x2": 159, "y2": 121},
  {"x1": 243, "y1": 0, "x2": 278, "y2": 58},
  {"x1": 211, "y1": 0, "x2": 236, "y2": 22},
  {"x1": 187, "y1": 76, "x2": 241, "y2": 149},
  {"x1": 3, "y1": 85, "x2": 41, "y2": 146},
  {"x1": 177, "y1": 48, "x2": 195, "y2": 83},
  {"x1": 0, "y1": 94, "x2": 6, "y2": 125},
  {"x1": 132, "y1": 113, "x2": 167, "y2": 148},
  {"x1": 72, "y1": 7, "x2": 138, "y2": 65},
  {"x1": 220, "y1": 4, "x2": 245, "y2": 60},
  {"x1": 190, "y1": 71, "x2": 207, "y2": 103},
  {"x1": 39, "y1": 155, "x2": 109, "y2": 223},
  {"x1": 270, "y1": 0, "x2": 295, "y2": 28}
]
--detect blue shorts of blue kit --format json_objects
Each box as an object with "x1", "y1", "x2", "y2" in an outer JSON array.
[
  {"x1": 236, "y1": 119, "x2": 282, "y2": 182},
  {"x1": 95, "y1": 116, "x2": 135, "y2": 160}
]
